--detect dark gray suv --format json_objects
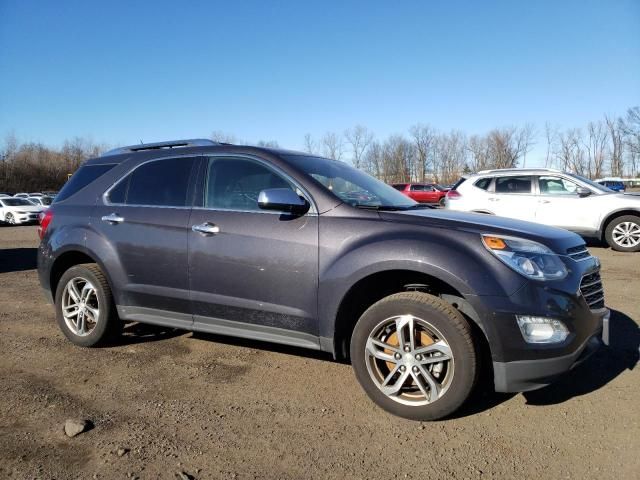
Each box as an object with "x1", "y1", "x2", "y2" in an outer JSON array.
[{"x1": 38, "y1": 139, "x2": 609, "y2": 420}]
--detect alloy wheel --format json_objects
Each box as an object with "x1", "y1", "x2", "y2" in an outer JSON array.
[
  {"x1": 364, "y1": 314, "x2": 454, "y2": 406},
  {"x1": 6, "y1": 213, "x2": 15, "y2": 224},
  {"x1": 612, "y1": 221, "x2": 640, "y2": 248},
  {"x1": 61, "y1": 277, "x2": 100, "y2": 336}
]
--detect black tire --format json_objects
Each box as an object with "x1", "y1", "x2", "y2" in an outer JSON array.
[
  {"x1": 350, "y1": 292, "x2": 478, "y2": 421},
  {"x1": 55, "y1": 263, "x2": 121, "y2": 347},
  {"x1": 5, "y1": 213, "x2": 15, "y2": 225},
  {"x1": 439, "y1": 197, "x2": 446, "y2": 207},
  {"x1": 604, "y1": 215, "x2": 640, "y2": 252}
]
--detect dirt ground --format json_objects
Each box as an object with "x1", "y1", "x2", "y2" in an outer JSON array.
[{"x1": 0, "y1": 226, "x2": 638, "y2": 480}]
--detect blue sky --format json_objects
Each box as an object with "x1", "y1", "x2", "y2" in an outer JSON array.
[{"x1": 0, "y1": 0, "x2": 638, "y2": 165}]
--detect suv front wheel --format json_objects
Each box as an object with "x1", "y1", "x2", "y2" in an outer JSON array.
[
  {"x1": 55, "y1": 264, "x2": 121, "y2": 347},
  {"x1": 350, "y1": 292, "x2": 478, "y2": 420},
  {"x1": 605, "y1": 215, "x2": 640, "y2": 252}
]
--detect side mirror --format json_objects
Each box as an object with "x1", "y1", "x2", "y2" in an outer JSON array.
[
  {"x1": 258, "y1": 188, "x2": 309, "y2": 215},
  {"x1": 576, "y1": 187, "x2": 592, "y2": 197}
]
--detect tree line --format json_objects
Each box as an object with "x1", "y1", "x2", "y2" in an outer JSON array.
[{"x1": 1, "y1": 107, "x2": 639, "y2": 193}]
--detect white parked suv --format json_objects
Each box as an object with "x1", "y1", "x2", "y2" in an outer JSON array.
[{"x1": 445, "y1": 168, "x2": 640, "y2": 252}]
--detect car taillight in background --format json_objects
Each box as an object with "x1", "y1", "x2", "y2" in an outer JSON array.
[
  {"x1": 38, "y1": 210, "x2": 53, "y2": 240},
  {"x1": 446, "y1": 190, "x2": 461, "y2": 199}
]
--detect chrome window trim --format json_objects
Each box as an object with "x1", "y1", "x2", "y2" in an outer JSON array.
[
  {"x1": 199, "y1": 153, "x2": 319, "y2": 216},
  {"x1": 101, "y1": 152, "x2": 319, "y2": 216}
]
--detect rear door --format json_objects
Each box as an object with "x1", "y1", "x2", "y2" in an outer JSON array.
[
  {"x1": 92, "y1": 156, "x2": 199, "y2": 325},
  {"x1": 534, "y1": 175, "x2": 599, "y2": 232},
  {"x1": 409, "y1": 184, "x2": 429, "y2": 202},
  {"x1": 188, "y1": 155, "x2": 319, "y2": 347},
  {"x1": 489, "y1": 175, "x2": 536, "y2": 220}
]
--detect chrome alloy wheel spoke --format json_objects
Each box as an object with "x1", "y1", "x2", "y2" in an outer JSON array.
[
  {"x1": 62, "y1": 277, "x2": 99, "y2": 337},
  {"x1": 365, "y1": 314, "x2": 453, "y2": 406}
]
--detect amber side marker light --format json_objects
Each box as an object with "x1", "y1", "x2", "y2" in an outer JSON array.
[{"x1": 482, "y1": 235, "x2": 507, "y2": 250}]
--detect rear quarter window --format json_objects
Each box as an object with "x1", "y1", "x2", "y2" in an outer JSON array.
[
  {"x1": 55, "y1": 164, "x2": 116, "y2": 202},
  {"x1": 474, "y1": 177, "x2": 492, "y2": 190}
]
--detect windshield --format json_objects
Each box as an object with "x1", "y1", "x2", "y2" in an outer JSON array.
[
  {"x1": 41, "y1": 196, "x2": 53, "y2": 205},
  {"x1": 1, "y1": 198, "x2": 33, "y2": 206},
  {"x1": 566, "y1": 173, "x2": 613, "y2": 194},
  {"x1": 283, "y1": 154, "x2": 417, "y2": 208}
]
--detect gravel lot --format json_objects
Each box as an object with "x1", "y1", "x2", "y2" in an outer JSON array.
[{"x1": 1, "y1": 225, "x2": 638, "y2": 480}]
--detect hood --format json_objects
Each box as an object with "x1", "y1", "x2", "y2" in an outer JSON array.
[
  {"x1": 6, "y1": 205, "x2": 44, "y2": 213},
  {"x1": 379, "y1": 209, "x2": 583, "y2": 253}
]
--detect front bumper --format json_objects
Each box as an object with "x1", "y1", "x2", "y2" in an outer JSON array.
[
  {"x1": 13, "y1": 213, "x2": 40, "y2": 224},
  {"x1": 493, "y1": 309, "x2": 608, "y2": 392}
]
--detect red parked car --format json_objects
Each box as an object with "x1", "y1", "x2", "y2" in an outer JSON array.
[{"x1": 391, "y1": 183, "x2": 449, "y2": 205}]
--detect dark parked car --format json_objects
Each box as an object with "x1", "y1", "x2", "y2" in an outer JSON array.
[
  {"x1": 597, "y1": 180, "x2": 625, "y2": 192},
  {"x1": 38, "y1": 139, "x2": 609, "y2": 420},
  {"x1": 392, "y1": 183, "x2": 448, "y2": 205}
]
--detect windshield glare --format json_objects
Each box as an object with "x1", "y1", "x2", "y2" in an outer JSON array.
[
  {"x1": 566, "y1": 173, "x2": 613, "y2": 193},
  {"x1": 1, "y1": 198, "x2": 32, "y2": 206},
  {"x1": 283, "y1": 155, "x2": 417, "y2": 208}
]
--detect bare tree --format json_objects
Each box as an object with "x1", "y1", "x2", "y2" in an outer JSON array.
[
  {"x1": 321, "y1": 132, "x2": 345, "y2": 161},
  {"x1": 486, "y1": 126, "x2": 535, "y2": 169},
  {"x1": 303, "y1": 133, "x2": 317, "y2": 155},
  {"x1": 604, "y1": 115, "x2": 624, "y2": 177},
  {"x1": 210, "y1": 131, "x2": 238, "y2": 144},
  {"x1": 254, "y1": 140, "x2": 279, "y2": 148},
  {"x1": 583, "y1": 121, "x2": 608, "y2": 178},
  {"x1": 555, "y1": 129, "x2": 585, "y2": 175},
  {"x1": 544, "y1": 122, "x2": 557, "y2": 168},
  {"x1": 344, "y1": 125, "x2": 374, "y2": 169},
  {"x1": 467, "y1": 135, "x2": 491, "y2": 172},
  {"x1": 362, "y1": 141, "x2": 383, "y2": 178},
  {"x1": 409, "y1": 124, "x2": 436, "y2": 181}
]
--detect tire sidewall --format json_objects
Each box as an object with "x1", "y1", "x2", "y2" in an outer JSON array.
[
  {"x1": 605, "y1": 215, "x2": 640, "y2": 252},
  {"x1": 55, "y1": 265, "x2": 114, "y2": 347},
  {"x1": 350, "y1": 294, "x2": 476, "y2": 421}
]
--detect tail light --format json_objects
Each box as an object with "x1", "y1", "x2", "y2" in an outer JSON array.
[
  {"x1": 446, "y1": 190, "x2": 461, "y2": 199},
  {"x1": 38, "y1": 209, "x2": 53, "y2": 240}
]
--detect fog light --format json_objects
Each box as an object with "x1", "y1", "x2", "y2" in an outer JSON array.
[{"x1": 516, "y1": 316, "x2": 569, "y2": 344}]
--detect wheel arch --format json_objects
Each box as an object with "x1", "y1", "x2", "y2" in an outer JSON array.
[
  {"x1": 600, "y1": 208, "x2": 640, "y2": 241},
  {"x1": 330, "y1": 269, "x2": 491, "y2": 363},
  {"x1": 49, "y1": 247, "x2": 114, "y2": 301}
]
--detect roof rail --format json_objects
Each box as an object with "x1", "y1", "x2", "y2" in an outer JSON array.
[
  {"x1": 476, "y1": 167, "x2": 561, "y2": 174},
  {"x1": 103, "y1": 139, "x2": 218, "y2": 156}
]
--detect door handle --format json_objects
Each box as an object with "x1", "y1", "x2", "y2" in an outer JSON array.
[
  {"x1": 539, "y1": 200, "x2": 551, "y2": 204},
  {"x1": 101, "y1": 213, "x2": 124, "y2": 224},
  {"x1": 192, "y1": 222, "x2": 220, "y2": 235},
  {"x1": 488, "y1": 197, "x2": 500, "y2": 202}
]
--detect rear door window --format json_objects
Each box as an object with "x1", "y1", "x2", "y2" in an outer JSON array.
[
  {"x1": 495, "y1": 176, "x2": 532, "y2": 194},
  {"x1": 56, "y1": 164, "x2": 116, "y2": 202},
  {"x1": 410, "y1": 185, "x2": 426, "y2": 191},
  {"x1": 108, "y1": 157, "x2": 197, "y2": 207}
]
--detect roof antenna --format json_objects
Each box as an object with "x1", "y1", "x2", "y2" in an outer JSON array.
[{"x1": 140, "y1": 139, "x2": 144, "y2": 144}]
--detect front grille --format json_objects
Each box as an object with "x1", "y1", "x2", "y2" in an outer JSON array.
[
  {"x1": 580, "y1": 271, "x2": 605, "y2": 310},
  {"x1": 566, "y1": 244, "x2": 591, "y2": 261}
]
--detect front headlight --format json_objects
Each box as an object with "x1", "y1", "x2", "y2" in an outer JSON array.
[{"x1": 482, "y1": 235, "x2": 568, "y2": 281}]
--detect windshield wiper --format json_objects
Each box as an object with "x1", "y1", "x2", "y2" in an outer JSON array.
[
  {"x1": 405, "y1": 204, "x2": 434, "y2": 210},
  {"x1": 352, "y1": 204, "x2": 407, "y2": 211},
  {"x1": 353, "y1": 203, "x2": 433, "y2": 211}
]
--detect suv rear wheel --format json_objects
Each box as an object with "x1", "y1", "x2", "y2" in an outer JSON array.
[
  {"x1": 55, "y1": 264, "x2": 121, "y2": 347},
  {"x1": 604, "y1": 215, "x2": 640, "y2": 252},
  {"x1": 350, "y1": 292, "x2": 477, "y2": 420}
]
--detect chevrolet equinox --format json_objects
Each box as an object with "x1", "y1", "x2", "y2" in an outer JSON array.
[{"x1": 38, "y1": 139, "x2": 609, "y2": 420}]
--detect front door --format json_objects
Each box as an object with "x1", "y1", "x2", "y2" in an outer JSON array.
[
  {"x1": 188, "y1": 155, "x2": 319, "y2": 348},
  {"x1": 534, "y1": 175, "x2": 598, "y2": 233},
  {"x1": 92, "y1": 156, "x2": 198, "y2": 326}
]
